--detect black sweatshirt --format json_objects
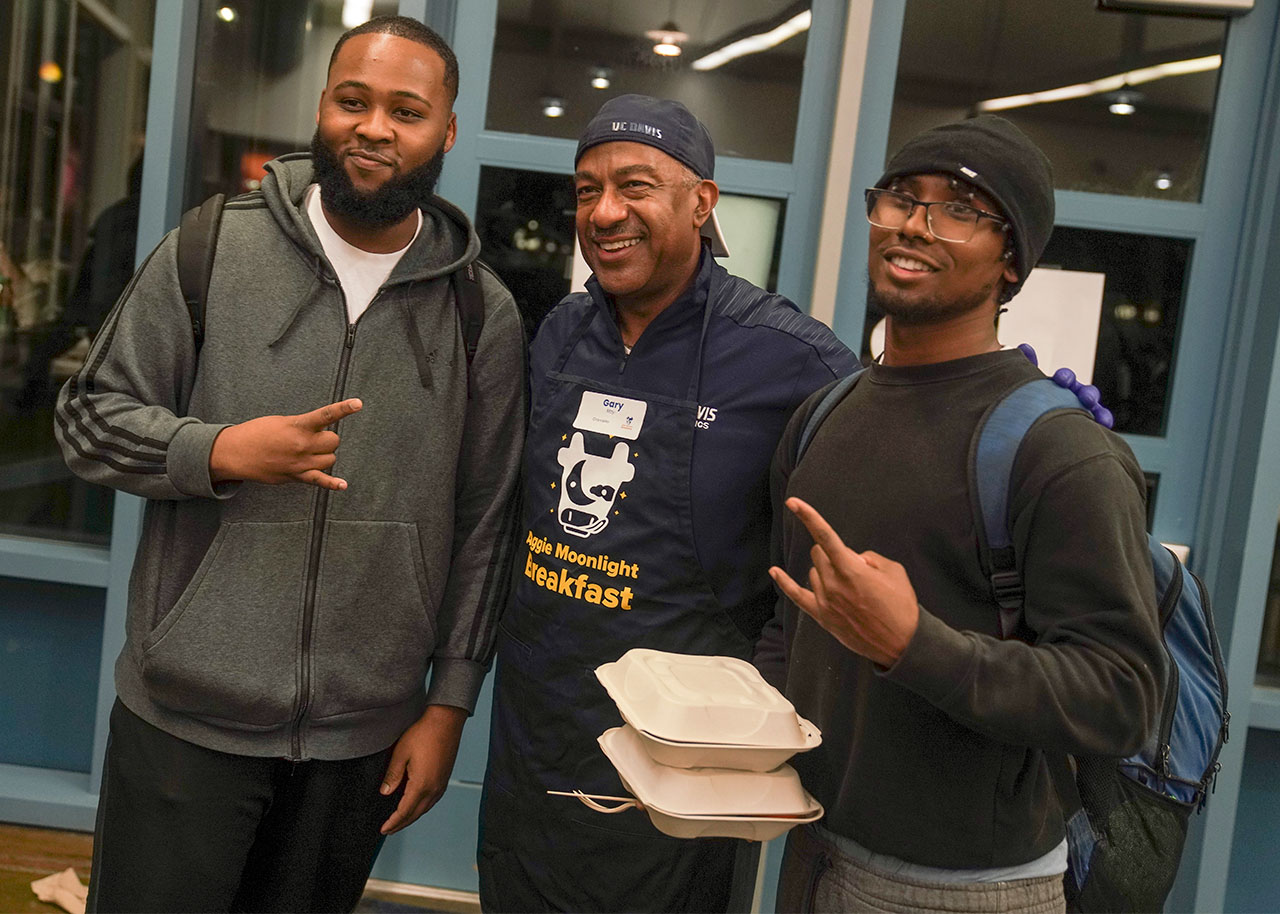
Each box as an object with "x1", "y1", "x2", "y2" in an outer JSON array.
[{"x1": 756, "y1": 349, "x2": 1164, "y2": 869}]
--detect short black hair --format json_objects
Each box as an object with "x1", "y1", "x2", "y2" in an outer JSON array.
[{"x1": 328, "y1": 15, "x2": 458, "y2": 106}]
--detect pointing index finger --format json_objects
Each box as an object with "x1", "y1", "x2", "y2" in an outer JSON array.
[
  {"x1": 786, "y1": 497, "x2": 850, "y2": 556},
  {"x1": 301, "y1": 398, "x2": 363, "y2": 430}
]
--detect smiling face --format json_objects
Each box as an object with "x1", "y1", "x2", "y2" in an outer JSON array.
[
  {"x1": 867, "y1": 173, "x2": 1018, "y2": 326},
  {"x1": 574, "y1": 142, "x2": 717, "y2": 316},
  {"x1": 316, "y1": 33, "x2": 456, "y2": 199}
]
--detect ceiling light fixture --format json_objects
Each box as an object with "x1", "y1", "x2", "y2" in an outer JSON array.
[
  {"x1": 692, "y1": 10, "x2": 812, "y2": 71},
  {"x1": 541, "y1": 96, "x2": 566, "y2": 118},
  {"x1": 591, "y1": 67, "x2": 613, "y2": 90},
  {"x1": 216, "y1": 6, "x2": 237, "y2": 22},
  {"x1": 341, "y1": 0, "x2": 374, "y2": 28},
  {"x1": 647, "y1": 22, "x2": 688, "y2": 57},
  {"x1": 977, "y1": 54, "x2": 1221, "y2": 113},
  {"x1": 1108, "y1": 92, "x2": 1138, "y2": 115},
  {"x1": 1155, "y1": 171, "x2": 1173, "y2": 190}
]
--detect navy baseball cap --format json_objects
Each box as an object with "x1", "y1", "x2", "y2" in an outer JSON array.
[{"x1": 575, "y1": 94, "x2": 729, "y2": 257}]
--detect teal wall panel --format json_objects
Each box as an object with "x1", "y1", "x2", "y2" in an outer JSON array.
[
  {"x1": 0, "y1": 577, "x2": 104, "y2": 772},
  {"x1": 1224, "y1": 729, "x2": 1280, "y2": 913},
  {"x1": 371, "y1": 782, "x2": 483, "y2": 892}
]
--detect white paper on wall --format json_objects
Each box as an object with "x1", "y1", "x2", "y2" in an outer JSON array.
[{"x1": 997, "y1": 267, "x2": 1106, "y2": 384}]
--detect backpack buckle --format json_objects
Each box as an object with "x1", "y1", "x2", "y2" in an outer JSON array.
[{"x1": 990, "y1": 571, "x2": 1023, "y2": 610}]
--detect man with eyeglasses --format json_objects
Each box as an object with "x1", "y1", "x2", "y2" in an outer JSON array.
[{"x1": 756, "y1": 116, "x2": 1163, "y2": 913}]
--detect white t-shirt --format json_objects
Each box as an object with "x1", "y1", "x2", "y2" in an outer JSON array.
[{"x1": 305, "y1": 184, "x2": 422, "y2": 324}]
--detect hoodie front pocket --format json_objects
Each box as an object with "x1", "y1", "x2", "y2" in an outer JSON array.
[
  {"x1": 141, "y1": 521, "x2": 309, "y2": 728},
  {"x1": 308, "y1": 520, "x2": 436, "y2": 719}
]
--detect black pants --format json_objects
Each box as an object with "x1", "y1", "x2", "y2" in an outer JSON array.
[{"x1": 88, "y1": 700, "x2": 400, "y2": 913}]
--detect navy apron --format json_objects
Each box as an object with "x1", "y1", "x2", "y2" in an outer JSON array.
[{"x1": 480, "y1": 299, "x2": 751, "y2": 913}]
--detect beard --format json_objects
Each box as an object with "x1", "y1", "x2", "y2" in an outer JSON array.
[
  {"x1": 865, "y1": 271, "x2": 997, "y2": 326},
  {"x1": 309, "y1": 128, "x2": 446, "y2": 229}
]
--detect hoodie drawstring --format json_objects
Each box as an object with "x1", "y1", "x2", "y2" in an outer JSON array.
[{"x1": 403, "y1": 286, "x2": 434, "y2": 390}]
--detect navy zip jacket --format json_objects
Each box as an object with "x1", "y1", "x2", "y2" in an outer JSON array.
[{"x1": 530, "y1": 249, "x2": 858, "y2": 641}]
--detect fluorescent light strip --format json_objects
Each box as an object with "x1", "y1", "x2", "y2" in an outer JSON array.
[
  {"x1": 977, "y1": 54, "x2": 1221, "y2": 112},
  {"x1": 691, "y1": 10, "x2": 812, "y2": 72}
]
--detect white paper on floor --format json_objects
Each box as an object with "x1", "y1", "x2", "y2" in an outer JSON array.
[{"x1": 31, "y1": 866, "x2": 87, "y2": 914}]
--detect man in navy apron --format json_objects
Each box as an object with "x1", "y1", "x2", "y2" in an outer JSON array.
[{"x1": 477, "y1": 96, "x2": 859, "y2": 912}]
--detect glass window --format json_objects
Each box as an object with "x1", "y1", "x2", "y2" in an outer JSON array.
[
  {"x1": 476, "y1": 165, "x2": 577, "y2": 335},
  {"x1": 889, "y1": 0, "x2": 1226, "y2": 200},
  {"x1": 1036, "y1": 228, "x2": 1189, "y2": 437},
  {"x1": 186, "y1": 0, "x2": 398, "y2": 205},
  {"x1": 715, "y1": 193, "x2": 785, "y2": 292},
  {"x1": 486, "y1": 0, "x2": 811, "y2": 163},
  {"x1": 0, "y1": 0, "x2": 155, "y2": 544}
]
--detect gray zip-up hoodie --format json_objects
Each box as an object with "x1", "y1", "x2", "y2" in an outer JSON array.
[{"x1": 55, "y1": 154, "x2": 526, "y2": 760}]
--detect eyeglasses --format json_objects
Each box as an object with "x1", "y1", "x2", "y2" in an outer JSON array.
[{"x1": 864, "y1": 188, "x2": 1007, "y2": 243}]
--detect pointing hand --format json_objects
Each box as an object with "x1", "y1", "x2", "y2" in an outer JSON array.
[
  {"x1": 769, "y1": 497, "x2": 919, "y2": 667},
  {"x1": 209, "y1": 398, "x2": 363, "y2": 490}
]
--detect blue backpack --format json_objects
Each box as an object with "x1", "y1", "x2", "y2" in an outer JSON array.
[{"x1": 797, "y1": 371, "x2": 1230, "y2": 913}]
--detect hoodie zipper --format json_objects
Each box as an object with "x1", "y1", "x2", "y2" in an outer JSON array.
[{"x1": 289, "y1": 276, "x2": 375, "y2": 759}]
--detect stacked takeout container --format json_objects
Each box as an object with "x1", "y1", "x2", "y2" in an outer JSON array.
[{"x1": 588, "y1": 647, "x2": 824, "y2": 841}]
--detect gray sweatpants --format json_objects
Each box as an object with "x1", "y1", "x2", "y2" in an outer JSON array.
[{"x1": 775, "y1": 823, "x2": 1066, "y2": 914}]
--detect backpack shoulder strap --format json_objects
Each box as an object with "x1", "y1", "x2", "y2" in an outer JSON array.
[
  {"x1": 451, "y1": 259, "x2": 486, "y2": 397},
  {"x1": 970, "y1": 377, "x2": 1086, "y2": 637},
  {"x1": 177, "y1": 193, "x2": 225, "y2": 354},
  {"x1": 795, "y1": 367, "x2": 867, "y2": 464}
]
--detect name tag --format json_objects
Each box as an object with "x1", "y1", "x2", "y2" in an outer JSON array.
[{"x1": 573, "y1": 391, "x2": 647, "y2": 440}]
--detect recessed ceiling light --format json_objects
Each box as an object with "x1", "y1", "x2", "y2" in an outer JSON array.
[
  {"x1": 1109, "y1": 93, "x2": 1137, "y2": 115},
  {"x1": 542, "y1": 96, "x2": 566, "y2": 118},
  {"x1": 646, "y1": 22, "x2": 688, "y2": 57},
  {"x1": 216, "y1": 6, "x2": 237, "y2": 22},
  {"x1": 591, "y1": 67, "x2": 613, "y2": 90}
]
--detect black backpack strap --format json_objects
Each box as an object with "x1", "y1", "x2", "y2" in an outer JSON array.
[
  {"x1": 452, "y1": 260, "x2": 485, "y2": 397},
  {"x1": 176, "y1": 193, "x2": 225, "y2": 354}
]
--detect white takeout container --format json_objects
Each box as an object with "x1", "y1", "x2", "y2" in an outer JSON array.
[
  {"x1": 595, "y1": 649, "x2": 810, "y2": 747},
  {"x1": 631, "y1": 719, "x2": 822, "y2": 772},
  {"x1": 596, "y1": 725, "x2": 823, "y2": 841},
  {"x1": 598, "y1": 726, "x2": 817, "y2": 816},
  {"x1": 642, "y1": 805, "x2": 825, "y2": 842}
]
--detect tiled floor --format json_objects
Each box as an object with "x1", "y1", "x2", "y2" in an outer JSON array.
[{"x1": 0, "y1": 823, "x2": 464, "y2": 913}]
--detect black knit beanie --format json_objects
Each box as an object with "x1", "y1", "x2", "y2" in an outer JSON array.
[{"x1": 875, "y1": 115, "x2": 1055, "y2": 302}]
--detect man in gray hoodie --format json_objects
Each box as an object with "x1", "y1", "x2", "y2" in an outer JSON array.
[{"x1": 55, "y1": 16, "x2": 525, "y2": 913}]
